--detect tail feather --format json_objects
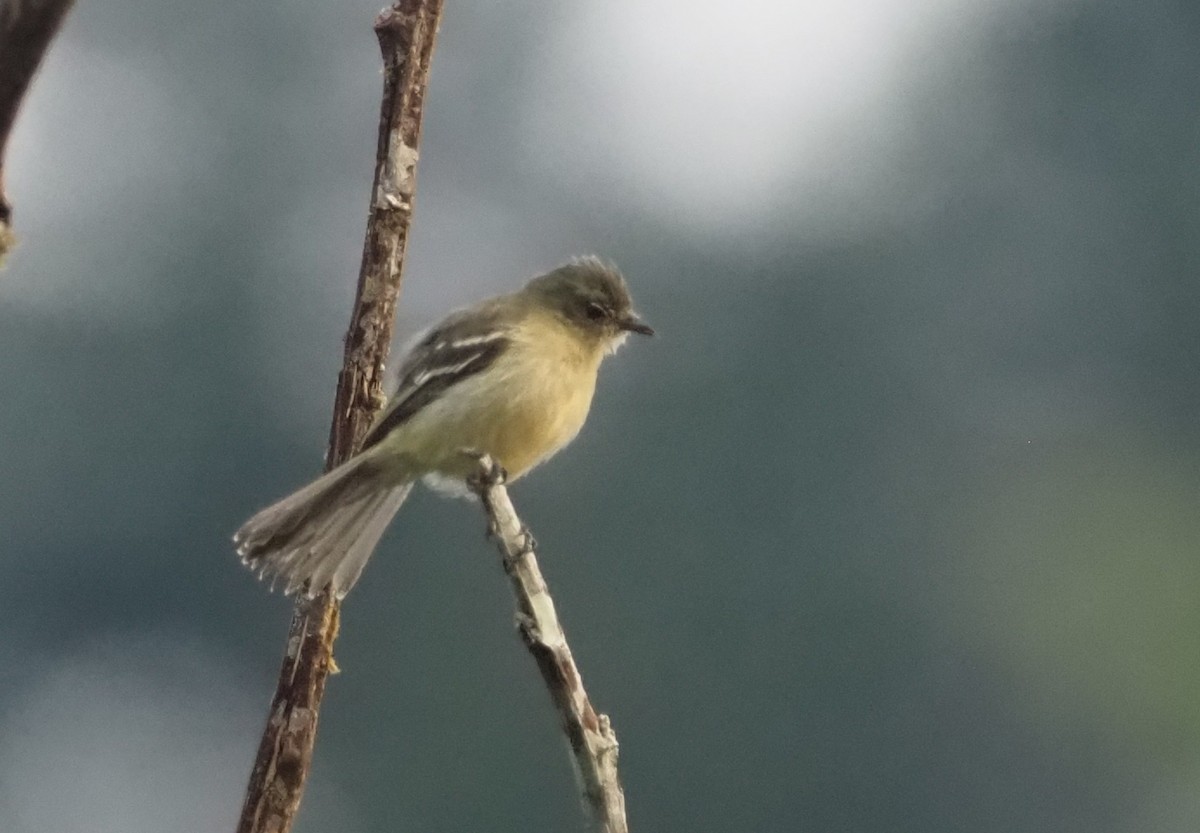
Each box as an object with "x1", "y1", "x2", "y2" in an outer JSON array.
[
  {"x1": 272, "y1": 490, "x2": 378, "y2": 591},
  {"x1": 327, "y1": 485, "x2": 412, "y2": 594},
  {"x1": 234, "y1": 455, "x2": 412, "y2": 598}
]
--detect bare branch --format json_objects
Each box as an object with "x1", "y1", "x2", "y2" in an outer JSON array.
[
  {"x1": 0, "y1": 0, "x2": 75, "y2": 257},
  {"x1": 236, "y1": 3, "x2": 444, "y2": 832},
  {"x1": 468, "y1": 456, "x2": 629, "y2": 833}
]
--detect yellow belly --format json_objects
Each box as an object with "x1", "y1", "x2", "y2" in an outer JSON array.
[
  {"x1": 379, "y1": 316, "x2": 602, "y2": 481},
  {"x1": 466, "y1": 366, "x2": 596, "y2": 477}
]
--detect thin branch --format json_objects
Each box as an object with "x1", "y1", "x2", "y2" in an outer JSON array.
[
  {"x1": 468, "y1": 456, "x2": 629, "y2": 833},
  {"x1": 235, "y1": 3, "x2": 444, "y2": 832},
  {"x1": 0, "y1": 0, "x2": 76, "y2": 258}
]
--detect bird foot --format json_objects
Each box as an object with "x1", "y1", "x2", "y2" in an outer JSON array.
[
  {"x1": 499, "y1": 525, "x2": 537, "y2": 573},
  {"x1": 463, "y1": 449, "x2": 508, "y2": 490},
  {"x1": 516, "y1": 525, "x2": 537, "y2": 555},
  {"x1": 369, "y1": 387, "x2": 388, "y2": 413}
]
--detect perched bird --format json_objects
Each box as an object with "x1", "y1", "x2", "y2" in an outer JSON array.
[{"x1": 234, "y1": 256, "x2": 653, "y2": 598}]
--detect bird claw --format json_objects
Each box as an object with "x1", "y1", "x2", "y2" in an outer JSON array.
[
  {"x1": 516, "y1": 525, "x2": 537, "y2": 555},
  {"x1": 514, "y1": 611, "x2": 538, "y2": 639},
  {"x1": 463, "y1": 449, "x2": 508, "y2": 489},
  {"x1": 481, "y1": 458, "x2": 508, "y2": 487},
  {"x1": 500, "y1": 525, "x2": 537, "y2": 573},
  {"x1": 370, "y1": 387, "x2": 388, "y2": 413}
]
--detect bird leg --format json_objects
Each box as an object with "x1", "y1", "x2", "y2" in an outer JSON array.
[{"x1": 462, "y1": 448, "x2": 508, "y2": 488}]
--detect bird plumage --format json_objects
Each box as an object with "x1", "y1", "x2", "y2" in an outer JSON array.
[{"x1": 234, "y1": 257, "x2": 650, "y2": 598}]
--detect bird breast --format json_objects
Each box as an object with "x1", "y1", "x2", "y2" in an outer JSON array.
[
  {"x1": 401, "y1": 311, "x2": 603, "y2": 483},
  {"x1": 474, "y1": 323, "x2": 600, "y2": 478}
]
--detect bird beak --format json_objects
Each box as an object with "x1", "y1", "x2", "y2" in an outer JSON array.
[{"x1": 618, "y1": 314, "x2": 655, "y2": 336}]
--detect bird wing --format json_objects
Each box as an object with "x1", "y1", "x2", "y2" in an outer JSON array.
[{"x1": 360, "y1": 303, "x2": 513, "y2": 451}]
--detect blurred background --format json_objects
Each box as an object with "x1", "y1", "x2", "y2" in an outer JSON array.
[{"x1": 3, "y1": 0, "x2": 1200, "y2": 830}]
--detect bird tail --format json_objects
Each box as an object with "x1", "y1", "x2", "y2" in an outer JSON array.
[{"x1": 234, "y1": 453, "x2": 413, "y2": 598}]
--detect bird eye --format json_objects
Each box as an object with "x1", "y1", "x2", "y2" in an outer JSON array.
[{"x1": 586, "y1": 302, "x2": 608, "y2": 321}]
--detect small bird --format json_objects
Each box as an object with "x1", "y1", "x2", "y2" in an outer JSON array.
[{"x1": 234, "y1": 256, "x2": 653, "y2": 598}]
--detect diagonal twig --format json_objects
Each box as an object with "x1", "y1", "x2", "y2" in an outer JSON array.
[
  {"x1": 468, "y1": 456, "x2": 629, "y2": 833},
  {"x1": 0, "y1": 0, "x2": 76, "y2": 259},
  {"x1": 235, "y1": 3, "x2": 444, "y2": 832}
]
